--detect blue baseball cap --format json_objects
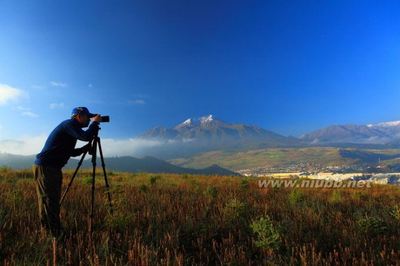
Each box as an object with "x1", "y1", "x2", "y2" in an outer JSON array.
[{"x1": 71, "y1": 107, "x2": 97, "y2": 118}]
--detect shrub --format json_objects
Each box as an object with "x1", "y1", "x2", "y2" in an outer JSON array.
[
  {"x1": 204, "y1": 186, "x2": 218, "y2": 199},
  {"x1": 139, "y1": 184, "x2": 149, "y2": 193},
  {"x1": 250, "y1": 215, "x2": 281, "y2": 250},
  {"x1": 356, "y1": 214, "x2": 387, "y2": 236},
  {"x1": 82, "y1": 176, "x2": 93, "y2": 185},
  {"x1": 288, "y1": 189, "x2": 304, "y2": 206},
  {"x1": 240, "y1": 179, "x2": 250, "y2": 190},
  {"x1": 223, "y1": 198, "x2": 248, "y2": 224},
  {"x1": 106, "y1": 212, "x2": 133, "y2": 231},
  {"x1": 329, "y1": 190, "x2": 342, "y2": 204},
  {"x1": 389, "y1": 205, "x2": 400, "y2": 223},
  {"x1": 149, "y1": 175, "x2": 160, "y2": 186}
]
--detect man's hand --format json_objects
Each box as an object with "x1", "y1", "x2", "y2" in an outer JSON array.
[
  {"x1": 71, "y1": 143, "x2": 92, "y2": 157},
  {"x1": 81, "y1": 143, "x2": 92, "y2": 154},
  {"x1": 91, "y1": 114, "x2": 101, "y2": 123}
]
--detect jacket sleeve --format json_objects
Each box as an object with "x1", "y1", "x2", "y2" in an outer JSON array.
[
  {"x1": 64, "y1": 121, "x2": 100, "y2": 141},
  {"x1": 70, "y1": 147, "x2": 84, "y2": 157}
]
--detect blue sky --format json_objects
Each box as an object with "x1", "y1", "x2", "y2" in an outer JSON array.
[{"x1": 1, "y1": 0, "x2": 400, "y2": 153}]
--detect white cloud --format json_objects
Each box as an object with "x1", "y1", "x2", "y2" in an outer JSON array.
[
  {"x1": 0, "y1": 84, "x2": 25, "y2": 105},
  {"x1": 50, "y1": 81, "x2": 68, "y2": 87},
  {"x1": 0, "y1": 135, "x2": 47, "y2": 155},
  {"x1": 14, "y1": 106, "x2": 39, "y2": 118},
  {"x1": 21, "y1": 111, "x2": 39, "y2": 118},
  {"x1": 49, "y1": 102, "x2": 65, "y2": 109},
  {"x1": 128, "y1": 99, "x2": 146, "y2": 105},
  {"x1": 77, "y1": 137, "x2": 162, "y2": 157},
  {"x1": 31, "y1": 85, "x2": 46, "y2": 90},
  {"x1": 0, "y1": 135, "x2": 163, "y2": 156},
  {"x1": 16, "y1": 106, "x2": 30, "y2": 111}
]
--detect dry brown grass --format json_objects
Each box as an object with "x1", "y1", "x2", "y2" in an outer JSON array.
[{"x1": 0, "y1": 168, "x2": 400, "y2": 265}]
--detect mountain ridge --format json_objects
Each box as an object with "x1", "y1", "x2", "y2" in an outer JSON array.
[
  {"x1": 139, "y1": 114, "x2": 302, "y2": 149},
  {"x1": 302, "y1": 120, "x2": 400, "y2": 145},
  {"x1": 0, "y1": 152, "x2": 239, "y2": 176}
]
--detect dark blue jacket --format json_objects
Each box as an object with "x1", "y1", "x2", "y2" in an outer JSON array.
[{"x1": 35, "y1": 118, "x2": 100, "y2": 168}]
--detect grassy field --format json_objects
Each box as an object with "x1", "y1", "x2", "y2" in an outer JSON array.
[
  {"x1": 168, "y1": 147, "x2": 356, "y2": 170},
  {"x1": 1, "y1": 167, "x2": 400, "y2": 265},
  {"x1": 168, "y1": 147, "x2": 400, "y2": 171}
]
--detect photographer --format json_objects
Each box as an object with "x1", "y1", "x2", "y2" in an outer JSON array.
[{"x1": 32, "y1": 107, "x2": 101, "y2": 238}]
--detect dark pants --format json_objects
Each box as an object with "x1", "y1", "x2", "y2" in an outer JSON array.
[{"x1": 32, "y1": 164, "x2": 63, "y2": 237}]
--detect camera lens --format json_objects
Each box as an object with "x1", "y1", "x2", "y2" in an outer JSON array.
[{"x1": 100, "y1": 115, "x2": 110, "y2": 123}]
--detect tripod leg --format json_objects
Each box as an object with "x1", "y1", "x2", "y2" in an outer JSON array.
[
  {"x1": 60, "y1": 149, "x2": 88, "y2": 207},
  {"x1": 97, "y1": 137, "x2": 113, "y2": 215},
  {"x1": 89, "y1": 137, "x2": 98, "y2": 235}
]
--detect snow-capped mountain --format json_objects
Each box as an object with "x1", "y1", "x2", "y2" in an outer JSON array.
[
  {"x1": 137, "y1": 116, "x2": 400, "y2": 159},
  {"x1": 173, "y1": 115, "x2": 222, "y2": 130},
  {"x1": 140, "y1": 114, "x2": 300, "y2": 150},
  {"x1": 301, "y1": 120, "x2": 400, "y2": 145},
  {"x1": 368, "y1": 120, "x2": 400, "y2": 128}
]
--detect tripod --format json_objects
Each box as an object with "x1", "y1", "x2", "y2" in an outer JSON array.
[{"x1": 60, "y1": 128, "x2": 113, "y2": 234}]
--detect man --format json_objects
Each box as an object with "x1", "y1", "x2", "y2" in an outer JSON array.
[{"x1": 33, "y1": 107, "x2": 101, "y2": 238}]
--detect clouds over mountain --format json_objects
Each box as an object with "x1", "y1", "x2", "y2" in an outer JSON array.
[
  {"x1": 0, "y1": 135, "x2": 164, "y2": 157},
  {"x1": 0, "y1": 114, "x2": 299, "y2": 158}
]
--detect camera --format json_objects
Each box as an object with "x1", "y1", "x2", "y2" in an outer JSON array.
[{"x1": 99, "y1": 115, "x2": 110, "y2": 123}]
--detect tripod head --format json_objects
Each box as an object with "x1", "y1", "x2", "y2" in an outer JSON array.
[{"x1": 86, "y1": 126, "x2": 101, "y2": 155}]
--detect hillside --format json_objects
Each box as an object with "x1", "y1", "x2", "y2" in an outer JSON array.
[
  {"x1": 0, "y1": 153, "x2": 238, "y2": 176},
  {"x1": 168, "y1": 147, "x2": 400, "y2": 171}
]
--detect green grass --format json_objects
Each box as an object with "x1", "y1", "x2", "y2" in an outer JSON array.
[
  {"x1": 169, "y1": 147, "x2": 400, "y2": 171},
  {"x1": 168, "y1": 147, "x2": 355, "y2": 170}
]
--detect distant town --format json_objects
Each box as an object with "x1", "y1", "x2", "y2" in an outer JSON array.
[{"x1": 237, "y1": 163, "x2": 400, "y2": 185}]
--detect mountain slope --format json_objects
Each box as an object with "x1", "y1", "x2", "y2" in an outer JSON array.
[
  {"x1": 139, "y1": 114, "x2": 301, "y2": 158},
  {"x1": 301, "y1": 121, "x2": 400, "y2": 145},
  {"x1": 71, "y1": 156, "x2": 239, "y2": 176},
  {"x1": 168, "y1": 147, "x2": 400, "y2": 171},
  {"x1": 168, "y1": 147, "x2": 354, "y2": 171},
  {"x1": 0, "y1": 153, "x2": 239, "y2": 176}
]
